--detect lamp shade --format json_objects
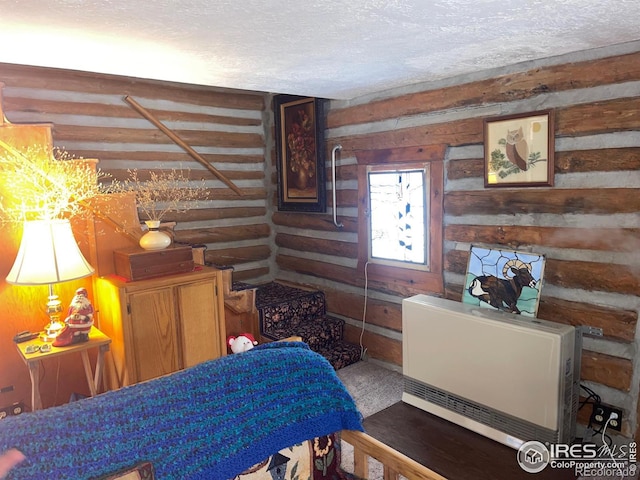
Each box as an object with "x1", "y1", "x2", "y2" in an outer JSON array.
[{"x1": 6, "y1": 219, "x2": 95, "y2": 285}]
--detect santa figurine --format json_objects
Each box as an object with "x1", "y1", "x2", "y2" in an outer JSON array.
[
  {"x1": 227, "y1": 333, "x2": 258, "y2": 354},
  {"x1": 53, "y1": 288, "x2": 94, "y2": 347}
]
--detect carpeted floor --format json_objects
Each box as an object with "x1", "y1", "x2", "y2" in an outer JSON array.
[
  {"x1": 336, "y1": 360, "x2": 403, "y2": 418},
  {"x1": 336, "y1": 360, "x2": 404, "y2": 479}
]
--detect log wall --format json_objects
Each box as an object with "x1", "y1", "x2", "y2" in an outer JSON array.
[
  {"x1": 272, "y1": 46, "x2": 640, "y2": 437},
  {"x1": 0, "y1": 63, "x2": 271, "y2": 409},
  {"x1": 0, "y1": 44, "x2": 638, "y2": 439},
  {"x1": 0, "y1": 63, "x2": 271, "y2": 282}
]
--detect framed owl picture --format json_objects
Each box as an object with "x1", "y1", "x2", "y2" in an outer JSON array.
[{"x1": 483, "y1": 109, "x2": 555, "y2": 187}]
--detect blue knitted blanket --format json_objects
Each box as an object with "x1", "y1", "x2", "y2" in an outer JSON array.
[{"x1": 0, "y1": 342, "x2": 363, "y2": 479}]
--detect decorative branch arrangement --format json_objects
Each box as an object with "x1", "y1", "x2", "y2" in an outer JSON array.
[
  {"x1": 109, "y1": 169, "x2": 209, "y2": 222},
  {"x1": 0, "y1": 139, "x2": 110, "y2": 223}
]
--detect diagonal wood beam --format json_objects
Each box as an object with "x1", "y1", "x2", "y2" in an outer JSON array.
[{"x1": 124, "y1": 95, "x2": 243, "y2": 196}]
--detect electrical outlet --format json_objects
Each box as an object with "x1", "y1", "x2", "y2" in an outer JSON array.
[
  {"x1": 0, "y1": 402, "x2": 24, "y2": 420},
  {"x1": 590, "y1": 404, "x2": 623, "y2": 431}
]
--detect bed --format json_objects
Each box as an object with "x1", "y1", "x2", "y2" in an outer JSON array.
[{"x1": 0, "y1": 341, "x2": 444, "y2": 479}]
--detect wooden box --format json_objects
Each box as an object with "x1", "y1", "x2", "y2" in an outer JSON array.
[{"x1": 113, "y1": 246, "x2": 194, "y2": 281}]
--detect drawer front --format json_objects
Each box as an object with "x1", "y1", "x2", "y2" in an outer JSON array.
[{"x1": 114, "y1": 246, "x2": 194, "y2": 281}]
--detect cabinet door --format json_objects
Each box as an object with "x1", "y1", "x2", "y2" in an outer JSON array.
[
  {"x1": 128, "y1": 287, "x2": 180, "y2": 382},
  {"x1": 178, "y1": 278, "x2": 223, "y2": 368}
]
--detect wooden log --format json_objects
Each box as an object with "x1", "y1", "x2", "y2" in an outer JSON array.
[
  {"x1": 334, "y1": 117, "x2": 482, "y2": 153},
  {"x1": 354, "y1": 144, "x2": 447, "y2": 164},
  {"x1": 447, "y1": 158, "x2": 483, "y2": 180},
  {"x1": 444, "y1": 188, "x2": 640, "y2": 216},
  {"x1": 446, "y1": 279, "x2": 636, "y2": 343},
  {"x1": 581, "y1": 350, "x2": 633, "y2": 392},
  {"x1": 77, "y1": 150, "x2": 264, "y2": 164},
  {"x1": 205, "y1": 245, "x2": 271, "y2": 265},
  {"x1": 343, "y1": 324, "x2": 402, "y2": 366},
  {"x1": 545, "y1": 259, "x2": 639, "y2": 296},
  {"x1": 555, "y1": 148, "x2": 640, "y2": 173},
  {"x1": 327, "y1": 163, "x2": 358, "y2": 181},
  {"x1": 446, "y1": 148, "x2": 640, "y2": 181},
  {"x1": 327, "y1": 51, "x2": 640, "y2": 128},
  {"x1": 175, "y1": 224, "x2": 270, "y2": 244},
  {"x1": 444, "y1": 224, "x2": 640, "y2": 252},
  {"x1": 324, "y1": 287, "x2": 402, "y2": 333},
  {"x1": 333, "y1": 98, "x2": 640, "y2": 156},
  {"x1": 330, "y1": 189, "x2": 359, "y2": 208},
  {"x1": 442, "y1": 149, "x2": 640, "y2": 179},
  {"x1": 446, "y1": 249, "x2": 639, "y2": 296},
  {"x1": 0, "y1": 62, "x2": 266, "y2": 110},
  {"x1": 163, "y1": 207, "x2": 266, "y2": 222},
  {"x1": 127, "y1": 186, "x2": 264, "y2": 203},
  {"x1": 205, "y1": 187, "x2": 265, "y2": 200},
  {"x1": 538, "y1": 297, "x2": 637, "y2": 343},
  {"x1": 275, "y1": 233, "x2": 357, "y2": 258},
  {"x1": 443, "y1": 283, "x2": 464, "y2": 302},
  {"x1": 124, "y1": 96, "x2": 244, "y2": 196},
  {"x1": 106, "y1": 168, "x2": 264, "y2": 182},
  {"x1": 4, "y1": 96, "x2": 262, "y2": 127},
  {"x1": 557, "y1": 97, "x2": 640, "y2": 135},
  {"x1": 277, "y1": 254, "x2": 361, "y2": 288},
  {"x1": 52, "y1": 124, "x2": 264, "y2": 149},
  {"x1": 232, "y1": 267, "x2": 269, "y2": 282},
  {"x1": 272, "y1": 212, "x2": 358, "y2": 233},
  {"x1": 277, "y1": 254, "x2": 439, "y2": 297}
]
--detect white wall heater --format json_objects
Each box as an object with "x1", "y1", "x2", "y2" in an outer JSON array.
[{"x1": 402, "y1": 295, "x2": 580, "y2": 450}]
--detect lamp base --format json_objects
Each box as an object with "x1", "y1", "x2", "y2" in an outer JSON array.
[
  {"x1": 40, "y1": 332, "x2": 57, "y2": 343},
  {"x1": 40, "y1": 320, "x2": 65, "y2": 343}
]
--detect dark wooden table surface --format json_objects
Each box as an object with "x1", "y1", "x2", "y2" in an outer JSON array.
[{"x1": 363, "y1": 402, "x2": 577, "y2": 480}]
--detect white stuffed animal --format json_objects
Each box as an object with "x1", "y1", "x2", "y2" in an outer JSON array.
[{"x1": 227, "y1": 333, "x2": 258, "y2": 353}]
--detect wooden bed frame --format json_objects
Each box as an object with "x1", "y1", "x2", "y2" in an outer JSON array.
[
  {"x1": 342, "y1": 430, "x2": 447, "y2": 480},
  {"x1": 225, "y1": 287, "x2": 447, "y2": 479}
]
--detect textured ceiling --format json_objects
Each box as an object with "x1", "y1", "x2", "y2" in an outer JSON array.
[{"x1": 0, "y1": 0, "x2": 639, "y2": 99}]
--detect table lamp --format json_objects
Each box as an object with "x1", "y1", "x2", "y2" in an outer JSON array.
[{"x1": 6, "y1": 219, "x2": 95, "y2": 341}]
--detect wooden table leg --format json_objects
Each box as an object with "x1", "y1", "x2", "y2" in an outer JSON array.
[
  {"x1": 80, "y1": 351, "x2": 97, "y2": 397},
  {"x1": 93, "y1": 344, "x2": 109, "y2": 393},
  {"x1": 27, "y1": 361, "x2": 42, "y2": 411}
]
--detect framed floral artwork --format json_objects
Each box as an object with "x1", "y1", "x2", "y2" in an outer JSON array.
[
  {"x1": 274, "y1": 95, "x2": 326, "y2": 212},
  {"x1": 484, "y1": 110, "x2": 554, "y2": 188}
]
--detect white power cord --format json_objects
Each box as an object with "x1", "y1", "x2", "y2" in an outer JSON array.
[
  {"x1": 359, "y1": 261, "x2": 370, "y2": 360},
  {"x1": 602, "y1": 412, "x2": 624, "y2": 479}
]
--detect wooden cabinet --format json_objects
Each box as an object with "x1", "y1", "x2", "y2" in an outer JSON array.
[{"x1": 94, "y1": 266, "x2": 226, "y2": 389}]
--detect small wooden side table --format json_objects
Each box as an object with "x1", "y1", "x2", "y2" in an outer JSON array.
[{"x1": 15, "y1": 326, "x2": 111, "y2": 411}]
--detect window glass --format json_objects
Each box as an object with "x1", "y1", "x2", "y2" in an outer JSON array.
[
  {"x1": 367, "y1": 166, "x2": 429, "y2": 270},
  {"x1": 355, "y1": 144, "x2": 445, "y2": 296}
]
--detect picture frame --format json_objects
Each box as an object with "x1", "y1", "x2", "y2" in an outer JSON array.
[
  {"x1": 461, "y1": 245, "x2": 546, "y2": 317},
  {"x1": 483, "y1": 109, "x2": 554, "y2": 188},
  {"x1": 274, "y1": 95, "x2": 326, "y2": 212}
]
